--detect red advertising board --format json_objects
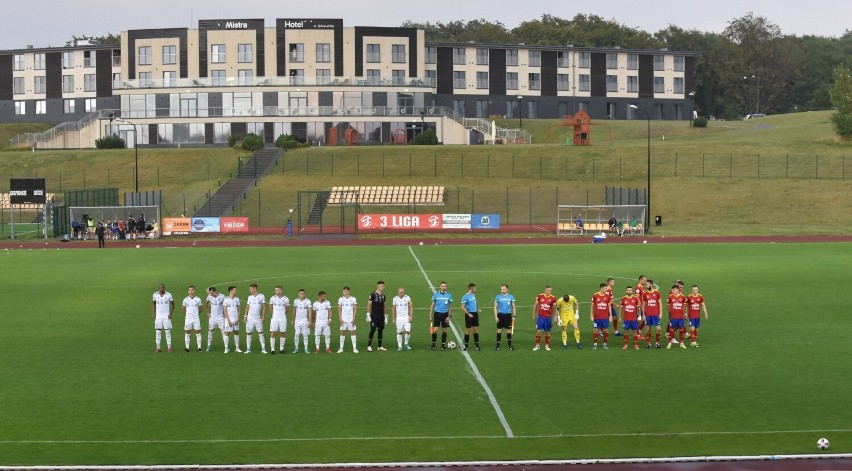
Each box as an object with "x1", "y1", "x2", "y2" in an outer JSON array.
[
  {"x1": 358, "y1": 214, "x2": 442, "y2": 231},
  {"x1": 221, "y1": 217, "x2": 249, "y2": 233}
]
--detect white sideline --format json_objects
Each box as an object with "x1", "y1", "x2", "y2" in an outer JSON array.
[
  {"x1": 407, "y1": 245, "x2": 514, "y2": 438},
  {"x1": 1, "y1": 454, "x2": 851, "y2": 470}
]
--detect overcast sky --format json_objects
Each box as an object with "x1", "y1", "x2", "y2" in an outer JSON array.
[{"x1": 2, "y1": 0, "x2": 849, "y2": 49}]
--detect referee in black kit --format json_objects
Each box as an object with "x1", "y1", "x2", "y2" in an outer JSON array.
[{"x1": 367, "y1": 281, "x2": 387, "y2": 351}]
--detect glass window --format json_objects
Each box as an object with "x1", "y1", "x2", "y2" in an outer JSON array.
[
  {"x1": 238, "y1": 44, "x2": 253, "y2": 63},
  {"x1": 211, "y1": 44, "x2": 226, "y2": 63},
  {"x1": 316, "y1": 43, "x2": 331, "y2": 62},
  {"x1": 34, "y1": 53, "x2": 45, "y2": 70},
  {"x1": 83, "y1": 50, "x2": 95, "y2": 67},
  {"x1": 506, "y1": 99, "x2": 518, "y2": 118},
  {"x1": 506, "y1": 49, "x2": 518, "y2": 66},
  {"x1": 557, "y1": 74, "x2": 569, "y2": 91},
  {"x1": 15, "y1": 101, "x2": 25, "y2": 115},
  {"x1": 579, "y1": 74, "x2": 590, "y2": 91},
  {"x1": 453, "y1": 48, "x2": 466, "y2": 65},
  {"x1": 163, "y1": 71, "x2": 177, "y2": 87},
  {"x1": 527, "y1": 100, "x2": 539, "y2": 119},
  {"x1": 211, "y1": 70, "x2": 226, "y2": 86},
  {"x1": 62, "y1": 51, "x2": 74, "y2": 68},
  {"x1": 475, "y1": 99, "x2": 489, "y2": 118},
  {"x1": 162, "y1": 45, "x2": 176, "y2": 65},
  {"x1": 453, "y1": 71, "x2": 466, "y2": 89},
  {"x1": 476, "y1": 71, "x2": 489, "y2": 89},
  {"x1": 476, "y1": 48, "x2": 489, "y2": 65},
  {"x1": 606, "y1": 75, "x2": 618, "y2": 92},
  {"x1": 392, "y1": 44, "x2": 405, "y2": 63},
  {"x1": 13, "y1": 54, "x2": 24, "y2": 71},
  {"x1": 627, "y1": 54, "x2": 639, "y2": 70},
  {"x1": 289, "y1": 69, "x2": 304, "y2": 85},
  {"x1": 627, "y1": 76, "x2": 638, "y2": 92},
  {"x1": 674, "y1": 77, "x2": 685, "y2": 94},
  {"x1": 138, "y1": 46, "x2": 151, "y2": 65},
  {"x1": 62, "y1": 75, "x2": 74, "y2": 93},
  {"x1": 654, "y1": 76, "x2": 665, "y2": 93},
  {"x1": 64, "y1": 99, "x2": 75, "y2": 114},
  {"x1": 238, "y1": 69, "x2": 253, "y2": 86},
  {"x1": 453, "y1": 99, "x2": 466, "y2": 116},
  {"x1": 674, "y1": 56, "x2": 685, "y2": 72},
  {"x1": 579, "y1": 52, "x2": 590, "y2": 68},
  {"x1": 366, "y1": 44, "x2": 380, "y2": 63},
  {"x1": 366, "y1": 69, "x2": 380, "y2": 85},
  {"x1": 35, "y1": 100, "x2": 47, "y2": 114},
  {"x1": 528, "y1": 73, "x2": 541, "y2": 90},
  {"x1": 425, "y1": 46, "x2": 437, "y2": 64},
  {"x1": 13, "y1": 77, "x2": 24, "y2": 95},
  {"x1": 84, "y1": 74, "x2": 96, "y2": 92},
  {"x1": 85, "y1": 98, "x2": 96, "y2": 112},
  {"x1": 528, "y1": 50, "x2": 541, "y2": 67},
  {"x1": 506, "y1": 72, "x2": 518, "y2": 90},
  {"x1": 425, "y1": 69, "x2": 437, "y2": 84},
  {"x1": 557, "y1": 51, "x2": 569, "y2": 68},
  {"x1": 316, "y1": 69, "x2": 331, "y2": 85},
  {"x1": 654, "y1": 55, "x2": 665, "y2": 71},
  {"x1": 392, "y1": 69, "x2": 405, "y2": 85},
  {"x1": 606, "y1": 53, "x2": 618, "y2": 69},
  {"x1": 139, "y1": 72, "x2": 152, "y2": 87},
  {"x1": 34, "y1": 76, "x2": 46, "y2": 94}
]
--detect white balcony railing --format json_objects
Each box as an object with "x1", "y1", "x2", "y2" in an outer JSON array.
[{"x1": 112, "y1": 76, "x2": 436, "y2": 89}]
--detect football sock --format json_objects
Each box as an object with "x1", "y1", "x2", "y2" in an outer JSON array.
[
  {"x1": 593, "y1": 331, "x2": 598, "y2": 343},
  {"x1": 602, "y1": 331, "x2": 608, "y2": 343},
  {"x1": 377, "y1": 329, "x2": 383, "y2": 347},
  {"x1": 473, "y1": 333, "x2": 479, "y2": 347},
  {"x1": 678, "y1": 328, "x2": 685, "y2": 342},
  {"x1": 431, "y1": 332, "x2": 437, "y2": 346},
  {"x1": 368, "y1": 326, "x2": 376, "y2": 345},
  {"x1": 404, "y1": 333, "x2": 410, "y2": 346},
  {"x1": 207, "y1": 331, "x2": 213, "y2": 346},
  {"x1": 195, "y1": 333, "x2": 201, "y2": 348},
  {"x1": 613, "y1": 319, "x2": 619, "y2": 332},
  {"x1": 623, "y1": 335, "x2": 629, "y2": 347},
  {"x1": 441, "y1": 332, "x2": 447, "y2": 346},
  {"x1": 634, "y1": 333, "x2": 641, "y2": 347},
  {"x1": 340, "y1": 335, "x2": 346, "y2": 349},
  {"x1": 535, "y1": 332, "x2": 542, "y2": 346},
  {"x1": 324, "y1": 334, "x2": 331, "y2": 349},
  {"x1": 544, "y1": 333, "x2": 551, "y2": 346},
  {"x1": 314, "y1": 336, "x2": 321, "y2": 350},
  {"x1": 655, "y1": 330, "x2": 661, "y2": 343},
  {"x1": 506, "y1": 333, "x2": 513, "y2": 347},
  {"x1": 271, "y1": 337, "x2": 277, "y2": 351},
  {"x1": 496, "y1": 332, "x2": 502, "y2": 347},
  {"x1": 561, "y1": 330, "x2": 568, "y2": 345},
  {"x1": 464, "y1": 334, "x2": 470, "y2": 347},
  {"x1": 303, "y1": 336, "x2": 309, "y2": 350},
  {"x1": 397, "y1": 334, "x2": 403, "y2": 349},
  {"x1": 693, "y1": 330, "x2": 698, "y2": 342},
  {"x1": 221, "y1": 332, "x2": 228, "y2": 348},
  {"x1": 155, "y1": 330, "x2": 161, "y2": 348},
  {"x1": 573, "y1": 328, "x2": 581, "y2": 344},
  {"x1": 645, "y1": 330, "x2": 651, "y2": 343},
  {"x1": 666, "y1": 325, "x2": 673, "y2": 338},
  {"x1": 246, "y1": 336, "x2": 252, "y2": 351},
  {"x1": 165, "y1": 330, "x2": 172, "y2": 348},
  {"x1": 350, "y1": 335, "x2": 357, "y2": 348},
  {"x1": 259, "y1": 333, "x2": 266, "y2": 350}
]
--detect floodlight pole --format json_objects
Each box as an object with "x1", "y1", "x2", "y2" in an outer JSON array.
[{"x1": 629, "y1": 104, "x2": 651, "y2": 233}]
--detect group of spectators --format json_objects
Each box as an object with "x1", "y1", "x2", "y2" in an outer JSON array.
[{"x1": 71, "y1": 213, "x2": 159, "y2": 242}]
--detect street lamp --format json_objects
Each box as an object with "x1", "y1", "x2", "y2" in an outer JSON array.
[
  {"x1": 109, "y1": 115, "x2": 139, "y2": 193},
  {"x1": 629, "y1": 104, "x2": 651, "y2": 233},
  {"x1": 517, "y1": 95, "x2": 523, "y2": 128}
]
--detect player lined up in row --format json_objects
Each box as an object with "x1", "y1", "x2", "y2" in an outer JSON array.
[{"x1": 150, "y1": 277, "x2": 707, "y2": 354}]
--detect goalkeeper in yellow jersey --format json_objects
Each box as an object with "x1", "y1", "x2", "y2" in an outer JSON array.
[{"x1": 556, "y1": 293, "x2": 582, "y2": 349}]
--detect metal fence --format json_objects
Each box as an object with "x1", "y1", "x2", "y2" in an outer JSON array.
[{"x1": 280, "y1": 152, "x2": 851, "y2": 181}]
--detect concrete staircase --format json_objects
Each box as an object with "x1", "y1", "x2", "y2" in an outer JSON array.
[
  {"x1": 193, "y1": 147, "x2": 282, "y2": 218},
  {"x1": 307, "y1": 191, "x2": 331, "y2": 225}
]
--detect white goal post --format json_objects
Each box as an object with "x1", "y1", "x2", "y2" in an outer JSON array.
[{"x1": 556, "y1": 205, "x2": 646, "y2": 236}]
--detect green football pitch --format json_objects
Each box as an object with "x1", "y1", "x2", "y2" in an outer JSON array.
[{"x1": 0, "y1": 242, "x2": 848, "y2": 466}]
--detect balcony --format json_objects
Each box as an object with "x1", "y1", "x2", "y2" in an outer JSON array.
[{"x1": 112, "y1": 76, "x2": 437, "y2": 90}]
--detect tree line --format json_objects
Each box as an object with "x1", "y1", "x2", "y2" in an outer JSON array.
[{"x1": 403, "y1": 12, "x2": 852, "y2": 120}]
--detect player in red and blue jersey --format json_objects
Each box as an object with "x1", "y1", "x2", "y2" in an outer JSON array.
[
  {"x1": 635, "y1": 275, "x2": 647, "y2": 330},
  {"x1": 666, "y1": 285, "x2": 687, "y2": 349},
  {"x1": 605, "y1": 277, "x2": 620, "y2": 336},
  {"x1": 532, "y1": 286, "x2": 557, "y2": 351},
  {"x1": 619, "y1": 286, "x2": 642, "y2": 350},
  {"x1": 642, "y1": 280, "x2": 663, "y2": 349},
  {"x1": 590, "y1": 283, "x2": 613, "y2": 350},
  {"x1": 686, "y1": 285, "x2": 708, "y2": 347}
]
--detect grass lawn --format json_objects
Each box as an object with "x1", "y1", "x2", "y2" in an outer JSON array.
[{"x1": 0, "y1": 242, "x2": 848, "y2": 465}]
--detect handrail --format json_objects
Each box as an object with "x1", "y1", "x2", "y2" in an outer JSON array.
[{"x1": 10, "y1": 110, "x2": 115, "y2": 147}]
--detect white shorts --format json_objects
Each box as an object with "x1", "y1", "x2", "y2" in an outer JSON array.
[
  {"x1": 154, "y1": 317, "x2": 172, "y2": 330},
  {"x1": 315, "y1": 323, "x2": 331, "y2": 336},
  {"x1": 245, "y1": 317, "x2": 264, "y2": 334},
  {"x1": 293, "y1": 321, "x2": 309, "y2": 337},
  {"x1": 340, "y1": 320, "x2": 357, "y2": 332},
  {"x1": 225, "y1": 316, "x2": 240, "y2": 333},
  {"x1": 184, "y1": 319, "x2": 201, "y2": 331},
  {"x1": 270, "y1": 316, "x2": 288, "y2": 333},
  {"x1": 396, "y1": 317, "x2": 411, "y2": 333},
  {"x1": 208, "y1": 317, "x2": 225, "y2": 331}
]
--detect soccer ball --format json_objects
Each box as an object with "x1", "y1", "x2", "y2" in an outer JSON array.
[
  {"x1": 447, "y1": 341, "x2": 457, "y2": 350},
  {"x1": 419, "y1": 241, "x2": 424, "y2": 246},
  {"x1": 135, "y1": 244, "x2": 140, "y2": 249},
  {"x1": 817, "y1": 437, "x2": 830, "y2": 450},
  {"x1": 643, "y1": 240, "x2": 648, "y2": 244}
]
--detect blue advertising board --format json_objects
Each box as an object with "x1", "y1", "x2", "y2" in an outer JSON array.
[
  {"x1": 191, "y1": 217, "x2": 221, "y2": 233},
  {"x1": 471, "y1": 214, "x2": 500, "y2": 229}
]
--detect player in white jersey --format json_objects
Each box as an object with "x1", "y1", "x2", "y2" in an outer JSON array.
[
  {"x1": 152, "y1": 283, "x2": 175, "y2": 352},
  {"x1": 243, "y1": 283, "x2": 267, "y2": 354},
  {"x1": 392, "y1": 287, "x2": 414, "y2": 351},
  {"x1": 337, "y1": 286, "x2": 359, "y2": 353},
  {"x1": 268, "y1": 285, "x2": 290, "y2": 354},
  {"x1": 222, "y1": 286, "x2": 242, "y2": 353},
  {"x1": 291, "y1": 289, "x2": 312, "y2": 354},
  {"x1": 182, "y1": 285, "x2": 204, "y2": 352},
  {"x1": 205, "y1": 286, "x2": 227, "y2": 352},
  {"x1": 313, "y1": 291, "x2": 333, "y2": 353}
]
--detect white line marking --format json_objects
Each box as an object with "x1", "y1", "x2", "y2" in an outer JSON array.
[{"x1": 407, "y1": 245, "x2": 514, "y2": 438}]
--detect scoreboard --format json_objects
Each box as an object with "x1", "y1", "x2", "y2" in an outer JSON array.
[{"x1": 9, "y1": 178, "x2": 46, "y2": 204}]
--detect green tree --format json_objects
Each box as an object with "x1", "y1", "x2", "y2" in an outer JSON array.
[{"x1": 829, "y1": 65, "x2": 852, "y2": 137}]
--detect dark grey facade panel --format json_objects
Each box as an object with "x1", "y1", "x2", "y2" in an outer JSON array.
[
  {"x1": 264, "y1": 122, "x2": 274, "y2": 142},
  {"x1": 372, "y1": 92, "x2": 387, "y2": 107},
  {"x1": 155, "y1": 94, "x2": 170, "y2": 118},
  {"x1": 638, "y1": 55, "x2": 653, "y2": 98},
  {"x1": 318, "y1": 91, "x2": 333, "y2": 107},
  {"x1": 204, "y1": 122, "x2": 215, "y2": 144},
  {"x1": 263, "y1": 92, "x2": 277, "y2": 107},
  {"x1": 488, "y1": 48, "x2": 506, "y2": 96},
  {"x1": 0, "y1": 55, "x2": 11, "y2": 100},
  {"x1": 45, "y1": 52, "x2": 61, "y2": 99},
  {"x1": 95, "y1": 49, "x2": 113, "y2": 97},
  {"x1": 436, "y1": 47, "x2": 453, "y2": 95},
  {"x1": 354, "y1": 26, "x2": 418, "y2": 77},
  {"x1": 540, "y1": 50, "x2": 557, "y2": 97},
  {"x1": 127, "y1": 28, "x2": 188, "y2": 79},
  {"x1": 148, "y1": 124, "x2": 157, "y2": 145},
  {"x1": 590, "y1": 53, "x2": 606, "y2": 98},
  {"x1": 231, "y1": 122, "x2": 247, "y2": 136}
]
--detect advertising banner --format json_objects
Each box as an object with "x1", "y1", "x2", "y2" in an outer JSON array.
[
  {"x1": 441, "y1": 214, "x2": 471, "y2": 229},
  {"x1": 162, "y1": 218, "x2": 191, "y2": 236},
  {"x1": 191, "y1": 217, "x2": 221, "y2": 233},
  {"x1": 358, "y1": 214, "x2": 442, "y2": 231},
  {"x1": 471, "y1": 214, "x2": 501, "y2": 229},
  {"x1": 221, "y1": 217, "x2": 249, "y2": 233}
]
